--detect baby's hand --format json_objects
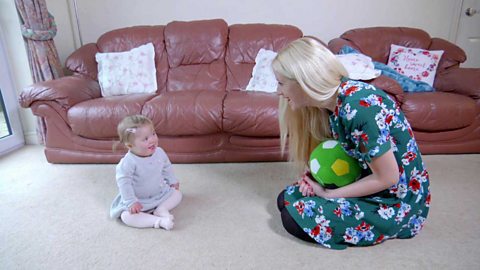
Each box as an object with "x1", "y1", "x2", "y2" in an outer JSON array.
[
  {"x1": 129, "y1": 202, "x2": 143, "y2": 214},
  {"x1": 170, "y1": 183, "x2": 180, "y2": 190}
]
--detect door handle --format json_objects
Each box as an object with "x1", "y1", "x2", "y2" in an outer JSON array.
[{"x1": 465, "y1": 7, "x2": 477, "y2": 16}]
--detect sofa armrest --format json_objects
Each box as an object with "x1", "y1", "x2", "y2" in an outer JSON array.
[
  {"x1": 434, "y1": 68, "x2": 480, "y2": 99},
  {"x1": 327, "y1": 38, "x2": 361, "y2": 54},
  {"x1": 368, "y1": 75, "x2": 405, "y2": 104},
  {"x1": 65, "y1": 43, "x2": 99, "y2": 81},
  {"x1": 19, "y1": 75, "x2": 101, "y2": 109}
]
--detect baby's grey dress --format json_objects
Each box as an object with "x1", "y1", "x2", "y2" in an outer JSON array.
[{"x1": 110, "y1": 147, "x2": 178, "y2": 218}]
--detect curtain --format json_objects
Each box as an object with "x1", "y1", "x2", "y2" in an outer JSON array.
[{"x1": 15, "y1": 0, "x2": 64, "y2": 144}]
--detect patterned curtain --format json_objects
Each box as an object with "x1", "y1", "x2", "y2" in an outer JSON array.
[{"x1": 15, "y1": 0, "x2": 64, "y2": 144}]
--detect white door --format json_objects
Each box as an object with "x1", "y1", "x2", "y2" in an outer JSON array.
[
  {"x1": 456, "y1": 0, "x2": 480, "y2": 68},
  {"x1": 0, "y1": 24, "x2": 25, "y2": 156}
]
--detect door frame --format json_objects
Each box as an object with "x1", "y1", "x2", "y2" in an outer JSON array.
[
  {"x1": 0, "y1": 24, "x2": 25, "y2": 156},
  {"x1": 449, "y1": 0, "x2": 464, "y2": 42},
  {"x1": 449, "y1": 0, "x2": 480, "y2": 68}
]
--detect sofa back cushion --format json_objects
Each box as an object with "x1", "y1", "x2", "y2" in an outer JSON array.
[
  {"x1": 339, "y1": 27, "x2": 431, "y2": 64},
  {"x1": 225, "y1": 24, "x2": 302, "y2": 91},
  {"x1": 164, "y1": 19, "x2": 228, "y2": 92},
  {"x1": 66, "y1": 26, "x2": 169, "y2": 93},
  {"x1": 96, "y1": 26, "x2": 169, "y2": 93}
]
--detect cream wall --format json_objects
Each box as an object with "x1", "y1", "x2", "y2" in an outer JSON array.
[
  {"x1": 2, "y1": 0, "x2": 463, "y2": 144},
  {"x1": 54, "y1": 0, "x2": 462, "y2": 64}
]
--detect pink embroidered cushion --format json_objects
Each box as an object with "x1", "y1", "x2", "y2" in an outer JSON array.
[
  {"x1": 387, "y1": 44, "x2": 443, "y2": 87},
  {"x1": 245, "y1": 49, "x2": 278, "y2": 93},
  {"x1": 95, "y1": 43, "x2": 157, "y2": 97}
]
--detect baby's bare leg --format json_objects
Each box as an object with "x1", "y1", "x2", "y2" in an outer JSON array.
[{"x1": 153, "y1": 189, "x2": 183, "y2": 219}]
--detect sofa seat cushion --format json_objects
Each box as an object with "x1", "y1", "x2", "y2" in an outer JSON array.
[
  {"x1": 68, "y1": 93, "x2": 156, "y2": 139},
  {"x1": 223, "y1": 91, "x2": 279, "y2": 136},
  {"x1": 402, "y1": 92, "x2": 476, "y2": 132},
  {"x1": 142, "y1": 90, "x2": 224, "y2": 136},
  {"x1": 229, "y1": 135, "x2": 281, "y2": 147}
]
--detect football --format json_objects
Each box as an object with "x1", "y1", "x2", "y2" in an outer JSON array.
[{"x1": 309, "y1": 140, "x2": 361, "y2": 189}]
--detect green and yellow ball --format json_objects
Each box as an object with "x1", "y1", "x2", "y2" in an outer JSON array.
[{"x1": 309, "y1": 140, "x2": 361, "y2": 189}]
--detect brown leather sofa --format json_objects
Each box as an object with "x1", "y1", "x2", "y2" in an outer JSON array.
[
  {"x1": 19, "y1": 19, "x2": 302, "y2": 163},
  {"x1": 328, "y1": 27, "x2": 480, "y2": 154}
]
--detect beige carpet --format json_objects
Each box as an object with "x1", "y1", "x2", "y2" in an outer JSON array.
[{"x1": 1, "y1": 145, "x2": 479, "y2": 270}]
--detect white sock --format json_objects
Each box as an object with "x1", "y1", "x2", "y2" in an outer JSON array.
[{"x1": 154, "y1": 216, "x2": 174, "y2": 230}]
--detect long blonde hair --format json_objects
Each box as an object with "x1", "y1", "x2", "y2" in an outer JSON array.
[{"x1": 272, "y1": 37, "x2": 348, "y2": 174}]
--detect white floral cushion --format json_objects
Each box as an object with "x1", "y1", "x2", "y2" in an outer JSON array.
[
  {"x1": 246, "y1": 48, "x2": 278, "y2": 93},
  {"x1": 387, "y1": 44, "x2": 443, "y2": 87},
  {"x1": 336, "y1": 53, "x2": 381, "y2": 80},
  {"x1": 95, "y1": 43, "x2": 157, "y2": 97}
]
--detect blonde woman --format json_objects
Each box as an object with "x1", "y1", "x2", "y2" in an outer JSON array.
[{"x1": 274, "y1": 37, "x2": 430, "y2": 249}]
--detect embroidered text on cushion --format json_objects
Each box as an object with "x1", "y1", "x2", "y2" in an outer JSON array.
[{"x1": 387, "y1": 44, "x2": 443, "y2": 87}]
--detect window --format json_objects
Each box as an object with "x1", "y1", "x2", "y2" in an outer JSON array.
[
  {"x1": 0, "y1": 91, "x2": 12, "y2": 139},
  {"x1": 0, "y1": 25, "x2": 24, "y2": 156}
]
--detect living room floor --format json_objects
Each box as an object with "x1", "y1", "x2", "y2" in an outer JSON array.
[{"x1": 1, "y1": 145, "x2": 479, "y2": 269}]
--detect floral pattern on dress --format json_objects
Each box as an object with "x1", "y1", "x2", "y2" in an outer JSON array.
[
  {"x1": 305, "y1": 206, "x2": 334, "y2": 247},
  {"x1": 283, "y1": 79, "x2": 431, "y2": 249}
]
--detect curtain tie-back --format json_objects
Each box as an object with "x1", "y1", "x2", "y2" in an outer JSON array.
[{"x1": 21, "y1": 12, "x2": 57, "y2": 41}]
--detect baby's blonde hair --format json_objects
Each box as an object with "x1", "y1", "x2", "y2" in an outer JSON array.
[
  {"x1": 114, "y1": 115, "x2": 154, "y2": 150},
  {"x1": 272, "y1": 37, "x2": 348, "y2": 174}
]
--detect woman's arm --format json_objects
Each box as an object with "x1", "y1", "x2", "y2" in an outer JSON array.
[{"x1": 302, "y1": 149, "x2": 399, "y2": 198}]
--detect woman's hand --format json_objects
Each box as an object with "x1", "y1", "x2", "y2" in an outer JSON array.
[
  {"x1": 298, "y1": 174, "x2": 329, "y2": 197},
  {"x1": 129, "y1": 202, "x2": 143, "y2": 214},
  {"x1": 170, "y1": 183, "x2": 180, "y2": 190}
]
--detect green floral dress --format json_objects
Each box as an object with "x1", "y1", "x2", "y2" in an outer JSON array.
[{"x1": 283, "y1": 79, "x2": 431, "y2": 250}]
